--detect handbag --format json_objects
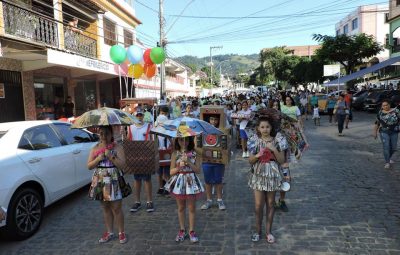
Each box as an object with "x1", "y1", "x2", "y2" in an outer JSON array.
[{"x1": 118, "y1": 171, "x2": 132, "y2": 198}]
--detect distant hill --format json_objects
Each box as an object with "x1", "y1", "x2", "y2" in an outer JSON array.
[{"x1": 173, "y1": 54, "x2": 260, "y2": 76}]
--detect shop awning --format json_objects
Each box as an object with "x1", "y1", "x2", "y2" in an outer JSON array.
[{"x1": 324, "y1": 56, "x2": 400, "y2": 86}]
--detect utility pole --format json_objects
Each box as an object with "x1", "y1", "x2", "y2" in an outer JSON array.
[
  {"x1": 209, "y1": 45, "x2": 222, "y2": 86},
  {"x1": 159, "y1": 0, "x2": 166, "y2": 101}
]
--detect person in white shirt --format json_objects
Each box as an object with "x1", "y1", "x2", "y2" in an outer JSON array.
[
  {"x1": 127, "y1": 110, "x2": 154, "y2": 213},
  {"x1": 238, "y1": 101, "x2": 252, "y2": 158},
  {"x1": 155, "y1": 106, "x2": 172, "y2": 196}
]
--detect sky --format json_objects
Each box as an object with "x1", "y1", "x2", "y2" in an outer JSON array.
[{"x1": 133, "y1": 0, "x2": 387, "y2": 58}]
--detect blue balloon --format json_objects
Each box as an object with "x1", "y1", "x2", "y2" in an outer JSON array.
[{"x1": 127, "y1": 45, "x2": 143, "y2": 64}]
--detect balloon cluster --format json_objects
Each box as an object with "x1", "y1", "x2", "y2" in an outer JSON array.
[{"x1": 109, "y1": 45, "x2": 166, "y2": 79}]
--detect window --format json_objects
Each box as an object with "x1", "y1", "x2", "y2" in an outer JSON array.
[
  {"x1": 343, "y1": 24, "x2": 349, "y2": 34},
  {"x1": 336, "y1": 29, "x2": 340, "y2": 36},
  {"x1": 124, "y1": 29, "x2": 133, "y2": 47},
  {"x1": 20, "y1": 125, "x2": 62, "y2": 150},
  {"x1": 53, "y1": 123, "x2": 92, "y2": 144},
  {"x1": 352, "y1": 18, "x2": 358, "y2": 30},
  {"x1": 103, "y1": 18, "x2": 116, "y2": 45}
]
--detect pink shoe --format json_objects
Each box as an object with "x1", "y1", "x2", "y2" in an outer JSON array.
[
  {"x1": 99, "y1": 232, "x2": 114, "y2": 243},
  {"x1": 119, "y1": 232, "x2": 127, "y2": 244}
]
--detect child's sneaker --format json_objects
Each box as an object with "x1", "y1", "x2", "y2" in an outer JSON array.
[
  {"x1": 189, "y1": 231, "x2": 199, "y2": 243},
  {"x1": 130, "y1": 202, "x2": 141, "y2": 212},
  {"x1": 175, "y1": 229, "x2": 186, "y2": 242},
  {"x1": 200, "y1": 200, "x2": 213, "y2": 210},
  {"x1": 99, "y1": 232, "x2": 114, "y2": 243},
  {"x1": 146, "y1": 202, "x2": 155, "y2": 212},
  {"x1": 217, "y1": 200, "x2": 226, "y2": 210},
  {"x1": 119, "y1": 232, "x2": 127, "y2": 244},
  {"x1": 251, "y1": 233, "x2": 260, "y2": 242}
]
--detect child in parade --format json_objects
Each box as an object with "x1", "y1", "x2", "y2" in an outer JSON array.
[
  {"x1": 312, "y1": 104, "x2": 320, "y2": 126},
  {"x1": 248, "y1": 117, "x2": 286, "y2": 243},
  {"x1": 87, "y1": 126, "x2": 128, "y2": 244},
  {"x1": 238, "y1": 101, "x2": 252, "y2": 158},
  {"x1": 164, "y1": 136, "x2": 204, "y2": 243},
  {"x1": 127, "y1": 110, "x2": 154, "y2": 212},
  {"x1": 155, "y1": 106, "x2": 172, "y2": 196},
  {"x1": 201, "y1": 115, "x2": 226, "y2": 210}
]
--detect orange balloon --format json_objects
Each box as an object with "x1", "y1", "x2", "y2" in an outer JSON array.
[{"x1": 144, "y1": 64, "x2": 157, "y2": 78}]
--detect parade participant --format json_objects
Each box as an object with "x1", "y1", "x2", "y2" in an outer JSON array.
[
  {"x1": 344, "y1": 89, "x2": 353, "y2": 129},
  {"x1": 277, "y1": 95, "x2": 301, "y2": 212},
  {"x1": 164, "y1": 136, "x2": 204, "y2": 243},
  {"x1": 327, "y1": 95, "x2": 336, "y2": 124},
  {"x1": 310, "y1": 92, "x2": 318, "y2": 116},
  {"x1": 334, "y1": 94, "x2": 349, "y2": 136},
  {"x1": 87, "y1": 126, "x2": 128, "y2": 244},
  {"x1": 312, "y1": 104, "x2": 320, "y2": 126},
  {"x1": 200, "y1": 115, "x2": 226, "y2": 210},
  {"x1": 238, "y1": 101, "x2": 252, "y2": 158},
  {"x1": 156, "y1": 106, "x2": 171, "y2": 196},
  {"x1": 127, "y1": 110, "x2": 154, "y2": 212},
  {"x1": 373, "y1": 100, "x2": 400, "y2": 169},
  {"x1": 248, "y1": 117, "x2": 286, "y2": 243},
  {"x1": 234, "y1": 102, "x2": 243, "y2": 148},
  {"x1": 299, "y1": 93, "x2": 308, "y2": 122},
  {"x1": 172, "y1": 99, "x2": 182, "y2": 119},
  {"x1": 191, "y1": 100, "x2": 200, "y2": 118},
  {"x1": 183, "y1": 103, "x2": 195, "y2": 118}
]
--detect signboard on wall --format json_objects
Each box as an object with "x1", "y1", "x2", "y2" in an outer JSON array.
[
  {"x1": 323, "y1": 64, "x2": 340, "y2": 77},
  {"x1": 0, "y1": 83, "x2": 4, "y2": 98}
]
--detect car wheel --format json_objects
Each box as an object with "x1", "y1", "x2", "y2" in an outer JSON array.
[{"x1": 6, "y1": 188, "x2": 44, "y2": 240}]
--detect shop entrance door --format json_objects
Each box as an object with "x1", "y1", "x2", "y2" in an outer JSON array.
[{"x1": 0, "y1": 70, "x2": 24, "y2": 122}]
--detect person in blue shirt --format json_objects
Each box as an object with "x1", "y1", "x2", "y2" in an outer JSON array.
[{"x1": 327, "y1": 95, "x2": 337, "y2": 123}]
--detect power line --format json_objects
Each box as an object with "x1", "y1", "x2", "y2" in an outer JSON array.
[
  {"x1": 135, "y1": 0, "x2": 159, "y2": 14},
  {"x1": 170, "y1": 0, "x2": 365, "y2": 43}
]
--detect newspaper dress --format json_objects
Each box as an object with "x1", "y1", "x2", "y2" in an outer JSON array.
[
  {"x1": 164, "y1": 151, "x2": 204, "y2": 199},
  {"x1": 88, "y1": 144, "x2": 123, "y2": 201},
  {"x1": 247, "y1": 134, "x2": 287, "y2": 191}
]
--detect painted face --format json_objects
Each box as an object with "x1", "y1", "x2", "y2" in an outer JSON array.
[{"x1": 258, "y1": 121, "x2": 272, "y2": 136}]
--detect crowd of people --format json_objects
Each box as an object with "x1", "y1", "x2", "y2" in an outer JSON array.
[{"x1": 84, "y1": 87, "x2": 398, "y2": 245}]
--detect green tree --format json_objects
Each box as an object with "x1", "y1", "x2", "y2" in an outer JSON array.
[
  {"x1": 258, "y1": 46, "x2": 294, "y2": 85},
  {"x1": 313, "y1": 33, "x2": 383, "y2": 75}
]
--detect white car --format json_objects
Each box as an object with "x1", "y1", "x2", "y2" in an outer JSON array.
[{"x1": 0, "y1": 121, "x2": 98, "y2": 240}]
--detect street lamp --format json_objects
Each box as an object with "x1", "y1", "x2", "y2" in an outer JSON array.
[{"x1": 209, "y1": 46, "x2": 223, "y2": 85}]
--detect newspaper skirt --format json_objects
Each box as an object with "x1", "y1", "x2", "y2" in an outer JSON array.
[
  {"x1": 248, "y1": 161, "x2": 283, "y2": 192},
  {"x1": 164, "y1": 171, "x2": 204, "y2": 200}
]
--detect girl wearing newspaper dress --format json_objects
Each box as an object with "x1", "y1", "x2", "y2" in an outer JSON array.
[
  {"x1": 164, "y1": 136, "x2": 204, "y2": 243},
  {"x1": 248, "y1": 117, "x2": 286, "y2": 244},
  {"x1": 87, "y1": 126, "x2": 127, "y2": 244}
]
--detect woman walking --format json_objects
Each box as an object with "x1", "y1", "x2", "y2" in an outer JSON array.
[
  {"x1": 334, "y1": 94, "x2": 349, "y2": 136},
  {"x1": 373, "y1": 100, "x2": 400, "y2": 169}
]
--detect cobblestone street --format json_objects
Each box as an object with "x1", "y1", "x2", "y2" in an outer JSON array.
[{"x1": 1, "y1": 112, "x2": 400, "y2": 255}]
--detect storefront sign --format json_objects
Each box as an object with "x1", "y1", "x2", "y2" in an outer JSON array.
[
  {"x1": 47, "y1": 49, "x2": 118, "y2": 75},
  {"x1": 0, "y1": 83, "x2": 4, "y2": 98}
]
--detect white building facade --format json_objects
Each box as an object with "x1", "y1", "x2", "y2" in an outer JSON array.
[{"x1": 335, "y1": 4, "x2": 390, "y2": 61}]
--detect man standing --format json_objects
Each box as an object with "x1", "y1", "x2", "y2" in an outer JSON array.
[
  {"x1": 63, "y1": 96, "x2": 75, "y2": 118},
  {"x1": 128, "y1": 109, "x2": 154, "y2": 213}
]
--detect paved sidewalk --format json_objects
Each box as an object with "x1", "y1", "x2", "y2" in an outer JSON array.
[{"x1": 1, "y1": 112, "x2": 400, "y2": 255}]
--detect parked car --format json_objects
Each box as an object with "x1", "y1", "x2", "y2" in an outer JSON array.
[
  {"x1": 363, "y1": 90, "x2": 400, "y2": 112},
  {"x1": 0, "y1": 121, "x2": 98, "y2": 240},
  {"x1": 352, "y1": 90, "x2": 369, "y2": 110}
]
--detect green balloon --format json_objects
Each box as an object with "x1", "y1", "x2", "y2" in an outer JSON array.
[
  {"x1": 150, "y1": 47, "x2": 166, "y2": 64},
  {"x1": 110, "y1": 45, "x2": 127, "y2": 64}
]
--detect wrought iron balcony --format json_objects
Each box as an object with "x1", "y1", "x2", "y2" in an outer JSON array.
[
  {"x1": 64, "y1": 27, "x2": 97, "y2": 58},
  {"x1": 2, "y1": 2, "x2": 58, "y2": 47}
]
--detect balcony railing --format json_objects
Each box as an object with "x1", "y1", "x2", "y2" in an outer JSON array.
[
  {"x1": 2, "y1": 2, "x2": 58, "y2": 47},
  {"x1": 64, "y1": 27, "x2": 97, "y2": 58}
]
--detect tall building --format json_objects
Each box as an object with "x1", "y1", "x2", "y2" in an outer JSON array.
[
  {"x1": 335, "y1": 4, "x2": 390, "y2": 61},
  {"x1": 387, "y1": 0, "x2": 400, "y2": 57}
]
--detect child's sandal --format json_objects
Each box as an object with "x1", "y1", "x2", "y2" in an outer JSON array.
[{"x1": 266, "y1": 234, "x2": 275, "y2": 244}]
